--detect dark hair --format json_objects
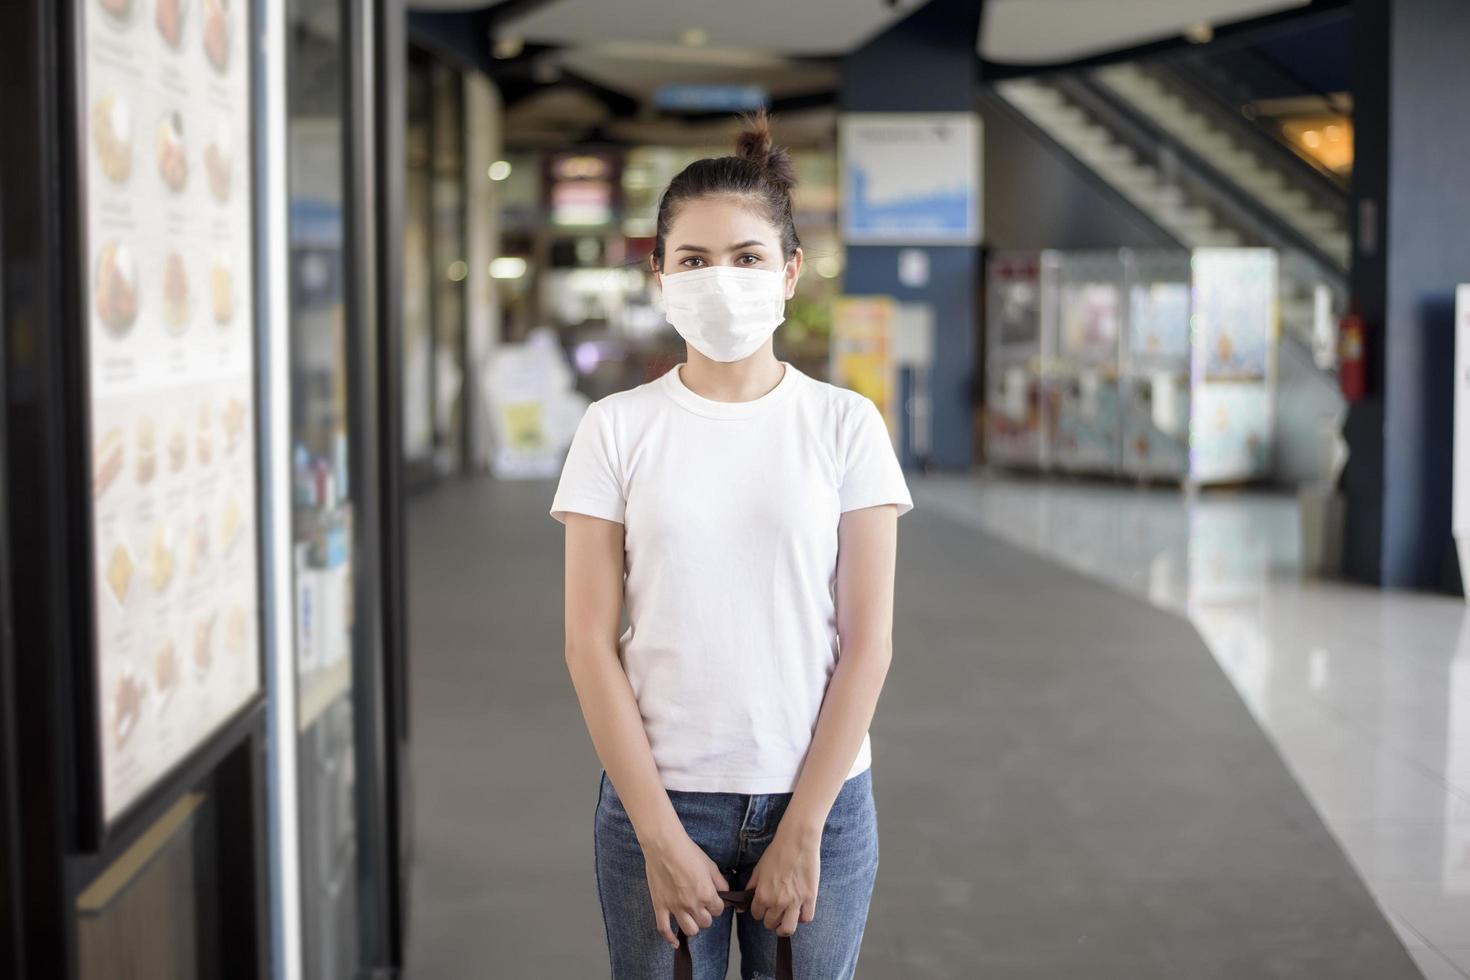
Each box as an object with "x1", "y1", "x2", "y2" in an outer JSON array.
[{"x1": 650, "y1": 108, "x2": 801, "y2": 271}]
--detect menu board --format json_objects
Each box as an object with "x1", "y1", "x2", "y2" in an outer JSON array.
[{"x1": 80, "y1": 0, "x2": 260, "y2": 823}]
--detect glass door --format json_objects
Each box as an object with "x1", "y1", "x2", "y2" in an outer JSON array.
[
  {"x1": 285, "y1": 2, "x2": 359, "y2": 976},
  {"x1": 431, "y1": 61, "x2": 467, "y2": 473},
  {"x1": 402, "y1": 52, "x2": 435, "y2": 483}
]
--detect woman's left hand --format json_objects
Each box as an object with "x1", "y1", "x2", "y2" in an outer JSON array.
[{"x1": 747, "y1": 823, "x2": 821, "y2": 937}]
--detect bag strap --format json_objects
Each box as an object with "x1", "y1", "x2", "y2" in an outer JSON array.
[{"x1": 673, "y1": 889, "x2": 794, "y2": 980}]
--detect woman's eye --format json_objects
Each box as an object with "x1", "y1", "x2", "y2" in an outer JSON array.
[
  {"x1": 738, "y1": 254, "x2": 761, "y2": 265},
  {"x1": 680, "y1": 256, "x2": 705, "y2": 268}
]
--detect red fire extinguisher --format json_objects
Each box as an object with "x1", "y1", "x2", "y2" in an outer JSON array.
[{"x1": 1339, "y1": 304, "x2": 1368, "y2": 402}]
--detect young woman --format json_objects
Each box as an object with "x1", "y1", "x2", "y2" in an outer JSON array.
[{"x1": 550, "y1": 109, "x2": 913, "y2": 980}]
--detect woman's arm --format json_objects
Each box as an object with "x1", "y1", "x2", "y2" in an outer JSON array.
[
  {"x1": 561, "y1": 512, "x2": 683, "y2": 849},
  {"x1": 784, "y1": 502, "x2": 898, "y2": 837},
  {"x1": 563, "y1": 512, "x2": 730, "y2": 948},
  {"x1": 747, "y1": 502, "x2": 897, "y2": 936}
]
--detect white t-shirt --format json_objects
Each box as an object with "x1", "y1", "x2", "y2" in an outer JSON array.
[{"x1": 549, "y1": 360, "x2": 914, "y2": 793}]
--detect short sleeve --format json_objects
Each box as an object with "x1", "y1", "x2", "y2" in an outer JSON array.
[
  {"x1": 549, "y1": 400, "x2": 626, "y2": 525},
  {"x1": 839, "y1": 396, "x2": 914, "y2": 518}
]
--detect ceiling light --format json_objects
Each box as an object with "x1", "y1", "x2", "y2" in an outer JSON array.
[
  {"x1": 487, "y1": 160, "x2": 512, "y2": 181},
  {"x1": 1184, "y1": 22, "x2": 1213, "y2": 44},
  {"x1": 493, "y1": 35, "x2": 523, "y2": 60},
  {"x1": 447, "y1": 260, "x2": 468, "y2": 282},
  {"x1": 490, "y1": 257, "x2": 528, "y2": 280},
  {"x1": 679, "y1": 28, "x2": 708, "y2": 47}
]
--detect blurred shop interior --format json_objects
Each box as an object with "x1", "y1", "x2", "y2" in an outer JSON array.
[{"x1": 4, "y1": 0, "x2": 1470, "y2": 978}]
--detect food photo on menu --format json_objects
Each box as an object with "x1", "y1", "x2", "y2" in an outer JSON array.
[
  {"x1": 205, "y1": 121, "x2": 232, "y2": 202},
  {"x1": 92, "y1": 91, "x2": 133, "y2": 183},
  {"x1": 106, "y1": 538, "x2": 135, "y2": 610},
  {"x1": 135, "y1": 417, "x2": 157, "y2": 485},
  {"x1": 154, "y1": 639, "x2": 179, "y2": 710},
  {"x1": 196, "y1": 401, "x2": 215, "y2": 466},
  {"x1": 98, "y1": 0, "x2": 134, "y2": 24},
  {"x1": 95, "y1": 427, "x2": 125, "y2": 498},
  {"x1": 163, "y1": 251, "x2": 190, "y2": 333},
  {"x1": 211, "y1": 255, "x2": 233, "y2": 325},
  {"x1": 94, "y1": 241, "x2": 139, "y2": 337},
  {"x1": 157, "y1": 110, "x2": 188, "y2": 193},
  {"x1": 203, "y1": 0, "x2": 229, "y2": 73},
  {"x1": 156, "y1": 0, "x2": 187, "y2": 47},
  {"x1": 112, "y1": 663, "x2": 143, "y2": 749},
  {"x1": 222, "y1": 397, "x2": 246, "y2": 454},
  {"x1": 194, "y1": 611, "x2": 216, "y2": 677},
  {"x1": 148, "y1": 522, "x2": 175, "y2": 595},
  {"x1": 168, "y1": 421, "x2": 188, "y2": 473}
]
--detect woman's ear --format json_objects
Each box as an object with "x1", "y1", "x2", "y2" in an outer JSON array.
[
  {"x1": 648, "y1": 253, "x2": 661, "y2": 286},
  {"x1": 783, "y1": 248, "x2": 804, "y2": 300}
]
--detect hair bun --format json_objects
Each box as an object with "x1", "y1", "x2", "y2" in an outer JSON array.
[{"x1": 735, "y1": 107, "x2": 797, "y2": 193}]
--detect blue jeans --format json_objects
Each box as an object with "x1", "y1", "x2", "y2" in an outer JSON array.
[{"x1": 594, "y1": 766, "x2": 879, "y2": 980}]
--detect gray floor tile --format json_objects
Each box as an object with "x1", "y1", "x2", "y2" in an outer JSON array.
[{"x1": 403, "y1": 476, "x2": 1422, "y2": 978}]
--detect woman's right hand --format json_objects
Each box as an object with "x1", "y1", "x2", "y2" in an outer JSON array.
[{"x1": 642, "y1": 829, "x2": 730, "y2": 950}]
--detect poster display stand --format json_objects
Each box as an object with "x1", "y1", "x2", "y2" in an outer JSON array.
[
  {"x1": 984, "y1": 251, "x2": 1057, "y2": 470},
  {"x1": 985, "y1": 248, "x2": 1278, "y2": 487},
  {"x1": 1052, "y1": 251, "x2": 1126, "y2": 475}
]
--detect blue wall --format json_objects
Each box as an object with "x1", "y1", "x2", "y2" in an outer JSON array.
[
  {"x1": 839, "y1": 0, "x2": 984, "y2": 470},
  {"x1": 1344, "y1": 0, "x2": 1470, "y2": 591}
]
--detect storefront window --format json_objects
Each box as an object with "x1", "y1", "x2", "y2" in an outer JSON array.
[
  {"x1": 286, "y1": 1, "x2": 358, "y2": 976},
  {"x1": 403, "y1": 53, "x2": 434, "y2": 473}
]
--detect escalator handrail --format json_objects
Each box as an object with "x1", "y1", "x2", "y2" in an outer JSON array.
[
  {"x1": 1155, "y1": 51, "x2": 1350, "y2": 196},
  {"x1": 1062, "y1": 71, "x2": 1348, "y2": 278}
]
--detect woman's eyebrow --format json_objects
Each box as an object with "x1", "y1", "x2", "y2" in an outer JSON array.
[{"x1": 672, "y1": 240, "x2": 768, "y2": 253}]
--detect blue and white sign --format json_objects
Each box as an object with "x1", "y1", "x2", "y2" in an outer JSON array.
[
  {"x1": 655, "y1": 84, "x2": 768, "y2": 112},
  {"x1": 839, "y1": 113, "x2": 981, "y2": 245}
]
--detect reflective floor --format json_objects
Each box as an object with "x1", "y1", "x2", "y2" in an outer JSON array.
[
  {"x1": 407, "y1": 474, "x2": 1426, "y2": 977},
  {"x1": 917, "y1": 472, "x2": 1470, "y2": 978}
]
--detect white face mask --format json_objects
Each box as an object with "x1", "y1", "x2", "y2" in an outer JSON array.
[{"x1": 657, "y1": 265, "x2": 787, "y2": 363}]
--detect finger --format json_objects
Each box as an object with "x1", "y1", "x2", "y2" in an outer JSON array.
[
  {"x1": 799, "y1": 894, "x2": 817, "y2": 923},
  {"x1": 675, "y1": 910, "x2": 701, "y2": 942},
  {"x1": 655, "y1": 907, "x2": 678, "y2": 949},
  {"x1": 749, "y1": 885, "x2": 768, "y2": 921},
  {"x1": 705, "y1": 888, "x2": 728, "y2": 917},
  {"x1": 778, "y1": 902, "x2": 801, "y2": 938},
  {"x1": 693, "y1": 904, "x2": 715, "y2": 929}
]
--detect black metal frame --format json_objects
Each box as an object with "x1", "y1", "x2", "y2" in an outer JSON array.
[
  {"x1": 0, "y1": 179, "x2": 20, "y2": 980},
  {"x1": 346, "y1": 0, "x2": 410, "y2": 971},
  {"x1": 0, "y1": 0, "x2": 272, "y2": 974}
]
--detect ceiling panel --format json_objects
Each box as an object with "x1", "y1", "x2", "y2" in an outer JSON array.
[
  {"x1": 498, "y1": 0, "x2": 926, "y2": 55},
  {"x1": 981, "y1": 0, "x2": 1310, "y2": 64},
  {"x1": 557, "y1": 45, "x2": 837, "y2": 100},
  {"x1": 604, "y1": 107, "x2": 836, "y2": 149}
]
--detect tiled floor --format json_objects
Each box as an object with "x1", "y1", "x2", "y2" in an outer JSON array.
[
  {"x1": 916, "y1": 471, "x2": 1470, "y2": 976},
  {"x1": 404, "y1": 475, "x2": 1424, "y2": 978}
]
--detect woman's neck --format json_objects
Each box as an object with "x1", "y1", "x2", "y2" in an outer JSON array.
[{"x1": 677, "y1": 351, "x2": 786, "y2": 404}]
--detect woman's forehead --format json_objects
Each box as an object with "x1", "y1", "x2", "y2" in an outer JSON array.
[{"x1": 667, "y1": 197, "x2": 776, "y2": 242}]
